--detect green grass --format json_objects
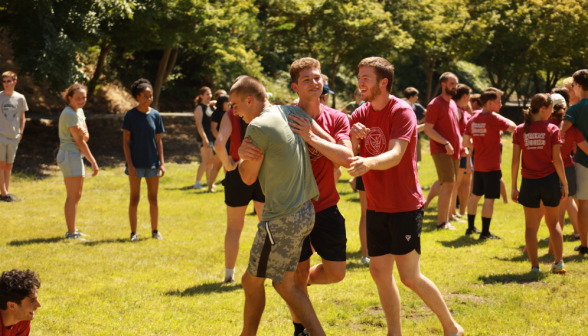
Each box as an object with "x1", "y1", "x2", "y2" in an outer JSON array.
[{"x1": 2, "y1": 137, "x2": 588, "y2": 335}]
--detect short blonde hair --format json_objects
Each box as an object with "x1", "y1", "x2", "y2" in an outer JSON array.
[
  {"x1": 290, "y1": 58, "x2": 321, "y2": 84},
  {"x1": 321, "y1": 74, "x2": 329, "y2": 84},
  {"x1": 563, "y1": 77, "x2": 573, "y2": 88},
  {"x1": 2, "y1": 71, "x2": 17, "y2": 81},
  {"x1": 230, "y1": 77, "x2": 267, "y2": 103}
]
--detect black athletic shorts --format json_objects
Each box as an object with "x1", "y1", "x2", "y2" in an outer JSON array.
[
  {"x1": 356, "y1": 176, "x2": 365, "y2": 191},
  {"x1": 519, "y1": 172, "x2": 561, "y2": 208},
  {"x1": 366, "y1": 207, "x2": 423, "y2": 257},
  {"x1": 472, "y1": 170, "x2": 502, "y2": 199},
  {"x1": 299, "y1": 205, "x2": 347, "y2": 262},
  {"x1": 222, "y1": 169, "x2": 265, "y2": 207}
]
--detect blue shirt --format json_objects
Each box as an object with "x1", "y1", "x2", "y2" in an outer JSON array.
[
  {"x1": 122, "y1": 108, "x2": 165, "y2": 169},
  {"x1": 565, "y1": 98, "x2": 588, "y2": 168}
]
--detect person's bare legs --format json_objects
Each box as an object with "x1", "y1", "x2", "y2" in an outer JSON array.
[
  {"x1": 437, "y1": 181, "x2": 455, "y2": 226},
  {"x1": 128, "y1": 174, "x2": 142, "y2": 234},
  {"x1": 290, "y1": 259, "x2": 310, "y2": 324},
  {"x1": 225, "y1": 205, "x2": 248, "y2": 270},
  {"x1": 196, "y1": 146, "x2": 213, "y2": 183},
  {"x1": 395, "y1": 251, "x2": 463, "y2": 336},
  {"x1": 240, "y1": 272, "x2": 266, "y2": 336},
  {"x1": 208, "y1": 155, "x2": 223, "y2": 191},
  {"x1": 0, "y1": 161, "x2": 7, "y2": 196},
  {"x1": 369, "y1": 254, "x2": 402, "y2": 335},
  {"x1": 481, "y1": 198, "x2": 495, "y2": 218},
  {"x1": 424, "y1": 180, "x2": 440, "y2": 211},
  {"x1": 578, "y1": 200, "x2": 588, "y2": 249},
  {"x1": 359, "y1": 190, "x2": 368, "y2": 258},
  {"x1": 274, "y1": 271, "x2": 325, "y2": 336},
  {"x1": 308, "y1": 260, "x2": 345, "y2": 284},
  {"x1": 467, "y1": 194, "x2": 482, "y2": 217},
  {"x1": 449, "y1": 169, "x2": 465, "y2": 217},
  {"x1": 568, "y1": 198, "x2": 580, "y2": 235},
  {"x1": 64, "y1": 176, "x2": 84, "y2": 234},
  {"x1": 543, "y1": 205, "x2": 563, "y2": 263},
  {"x1": 145, "y1": 176, "x2": 160, "y2": 231},
  {"x1": 500, "y1": 178, "x2": 509, "y2": 203},
  {"x1": 458, "y1": 170, "x2": 472, "y2": 216},
  {"x1": 524, "y1": 207, "x2": 542, "y2": 268}
]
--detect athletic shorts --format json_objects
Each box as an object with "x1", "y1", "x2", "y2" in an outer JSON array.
[
  {"x1": 247, "y1": 201, "x2": 314, "y2": 283},
  {"x1": 472, "y1": 170, "x2": 502, "y2": 199},
  {"x1": 57, "y1": 149, "x2": 85, "y2": 178},
  {"x1": 575, "y1": 163, "x2": 588, "y2": 200},
  {"x1": 0, "y1": 140, "x2": 18, "y2": 164},
  {"x1": 519, "y1": 172, "x2": 561, "y2": 208},
  {"x1": 125, "y1": 167, "x2": 159, "y2": 178},
  {"x1": 460, "y1": 156, "x2": 473, "y2": 172},
  {"x1": 299, "y1": 205, "x2": 347, "y2": 262},
  {"x1": 223, "y1": 169, "x2": 265, "y2": 207},
  {"x1": 565, "y1": 165, "x2": 577, "y2": 197},
  {"x1": 356, "y1": 175, "x2": 365, "y2": 191},
  {"x1": 432, "y1": 153, "x2": 460, "y2": 184},
  {"x1": 366, "y1": 207, "x2": 423, "y2": 257}
]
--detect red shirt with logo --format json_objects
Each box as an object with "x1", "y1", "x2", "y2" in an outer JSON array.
[
  {"x1": 548, "y1": 120, "x2": 586, "y2": 168},
  {"x1": 513, "y1": 120, "x2": 562, "y2": 179},
  {"x1": 425, "y1": 96, "x2": 462, "y2": 160},
  {"x1": 351, "y1": 96, "x2": 424, "y2": 213},
  {"x1": 0, "y1": 315, "x2": 30, "y2": 336},
  {"x1": 309, "y1": 104, "x2": 350, "y2": 212},
  {"x1": 465, "y1": 112, "x2": 511, "y2": 172}
]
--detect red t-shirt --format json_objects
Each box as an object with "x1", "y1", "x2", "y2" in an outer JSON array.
[
  {"x1": 309, "y1": 104, "x2": 350, "y2": 212},
  {"x1": 425, "y1": 96, "x2": 462, "y2": 159},
  {"x1": 513, "y1": 120, "x2": 562, "y2": 179},
  {"x1": 549, "y1": 120, "x2": 586, "y2": 168},
  {"x1": 350, "y1": 96, "x2": 424, "y2": 213},
  {"x1": 0, "y1": 315, "x2": 30, "y2": 336},
  {"x1": 459, "y1": 108, "x2": 471, "y2": 136},
  {"x1": 227, "y1": 108, "x2": 247, "y2": 161},
  {"x1": 465, "y1": 112, "x2": 511, "y2": 172},
  {"x1": 472, "y1": 108, "x2": 482, "y2": 116}
]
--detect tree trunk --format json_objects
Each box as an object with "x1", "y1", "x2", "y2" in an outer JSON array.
[
  {"x1": 331, "y1": 60, "x2": 339, "y2": 109},
  {"x1": 153, "y1": 49, "x2": 172, "y2": 110},
  {"x1": 87, "y1": 39, "x2": 113, "y2": 98},
  {"x1": 425, "y1": 59, "x2": 435, "y2": 104}
]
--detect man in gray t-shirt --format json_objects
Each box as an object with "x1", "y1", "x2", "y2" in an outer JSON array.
[{"x1": 0, "y1": 71, "x2": 28, "y2": 202}]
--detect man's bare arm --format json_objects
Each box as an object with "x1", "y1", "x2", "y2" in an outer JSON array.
[{"x1": 348, "y1": 139, "x2": 409, "y2": 176}]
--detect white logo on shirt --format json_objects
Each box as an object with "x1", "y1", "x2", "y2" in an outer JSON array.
[
  {"x1": 405, "y1": 235, "x2": 411, "y2": 241},
  {"x1": 523, "y1": 132, "x2": 546, "y2": 149},
  {"x1": 472, "y1": 122, "x2": 487, "y2": 136},
  {"x1": 366, "y1": 127, "x2": 387, "y2": 155}
]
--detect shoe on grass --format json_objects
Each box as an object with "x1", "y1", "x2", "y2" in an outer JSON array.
[
  {"x1": 152, "y1": 231, "x2": 164, "y2": 240},
  {"x1": 577, "y1": 245, "x2": 588, "y2": 255},
  {"x1": 551, "y1": 261, "x2": 566, "y2": 274},
  {"x1": 296, "y1": 329, "x2": 311, "y2": 336},
  {"x1": 75, "y1": 229, "x2": 88, "y2": 237},
  {"x1": 222, "y1": 276, "x2": 235, "y2": 284},
  {"x1": 531, "y1": 266, "x2": 540, "y2": 274},
  {"x1": 568, "y1": 234, "x2": 580, "y2": 242},
  {"x1": 1, "y1": 194, "x2": 20, "y2": 202},
  {"x1": 479, "y1": 233, "x2": 501, "y2": 240},
  {"x1": 361, "y1": 256, "x2": 370, "y2": 264},
  {"x1": 437, "y1": 222, "x2": 457, "y2": 230},
  {"x1": 131, "y1": 233, "x2": 139, "y2": 241},
  {"x1": 450, "y1": 214, "x2": 465, "y2": 223},
  {"x1": 65, "y1": 231, "x2": 86, "y2": 241},
  {"x1": 465, "y1": 227, "x2": 481, "y2": 235},
  {"x1": 193, "y1": 182, "x2": 204, "y2": 190}
]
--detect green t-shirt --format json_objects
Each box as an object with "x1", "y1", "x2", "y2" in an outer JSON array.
[
  {"x1": 245, "y1": 105, "x2": 319, "y2": 221},
  {"x1": 565, "y1": 98, "x2": 588, "y2": 168},
  {"x1": 345, "y1": 102, "x2": 359, "y2": 114},
  {"x1": 59, "y1": 106, "x2": 86, "y2": 153}
]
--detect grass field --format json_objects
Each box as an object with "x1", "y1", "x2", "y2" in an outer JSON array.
[{"x1": 2, "y1": 137, "x2": 588, "y2": 335}]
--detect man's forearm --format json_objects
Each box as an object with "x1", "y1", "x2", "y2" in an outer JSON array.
[
  {"x1": 239, "y1": 160, "x2": 260, "y2": 185},
  {"x1": 366, "y1": 146, "x2": 403, "y2": 171},
  {"x1": 424, "y1": 125, "x2": 448, "y2": 144},
  {"x1": 311, "y1": 121, "x2": 335, "y2": 143},
  {"x1": 307, "y1": 135, "x2": 353, "y2": 168}
]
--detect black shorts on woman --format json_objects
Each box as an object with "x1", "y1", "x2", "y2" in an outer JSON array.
[{"x1": 518, "y1": 172, "x2": 561, "y2": 208}]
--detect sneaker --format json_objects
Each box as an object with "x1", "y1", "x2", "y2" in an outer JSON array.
[
  {"x1": 65, "y1": 231, "x2": 86, "y2": 241},
  {"x1": 465, "y1": 227, "x2": 481, "y2": 235},
  {"x1": 531, "y1": 266, "x2": 540, "y2": 274},
  {"x1": 568, "y1": 234, "x2": 580, "y2": 242},
  {"x1": 450, "y1": 214, "x2": 465, "y2": 223},
  {"x1": 551, "y1": 261, "x2": 566, "y2": 274},
  {"x1": 437, "y1": 222, "x2": 457, "y2": 230},
  {"x1": 222, "y1": 276, "x2": 235, "y2": 284},
  {"x1": 75, "y1": 229, "x2": 88, "y2": 237},
  {"x1": 1, "y1": 194, "x2": 20, "y2": 202},
  {"x1": 152, "y1": 232, "x2": 164, "y2": 240},
  {"x1": 130, "y1": 233, "x2": 139, "y2": 241},
  {"x1": 578, "y1": 246, "x2": 588, "y2": 255},
  {"x1": 193, "y1": 182, "x2": 204, "y2": 190},
  {"x1": 479, "y1": 233, "x2": 501, "y2": 240},
  {"x1": 361, "y1": 256, "x2": 371, "y2": 264},
  {"x1": 296, "y1": 329, "x2": 311, "y2": 336}
]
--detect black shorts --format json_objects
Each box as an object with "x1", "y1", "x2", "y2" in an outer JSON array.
[
  {"x1": 519, "y1": 172, "x2": 561, "y2": 208},
  {"x1": 366, "y1": 207, "x2": 423, "y2": 257},
  {"x1": 299, "y1": 205, "x2": 347, "y2": 262},
  {"x1": 222, "y1": 169, "x2": 265, "y2": 207},
  {"x1": 472, "y1": 170, "x2": 502, "y2": 199},
  {"x1": 356, "y1": 175, "x2": 365, "y2": 191}
]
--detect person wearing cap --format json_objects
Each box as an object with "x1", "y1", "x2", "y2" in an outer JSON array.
[
  {"x1": 462, "y1": 87, "x2": 516, "y2": 239},
  {"x1": 320, "y1": 83, "x2": 334, "y2": 106}
]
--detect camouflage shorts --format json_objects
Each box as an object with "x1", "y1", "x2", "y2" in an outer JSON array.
[{"x1": 247, "y1": 201, "x2": 315, "y2": 283}]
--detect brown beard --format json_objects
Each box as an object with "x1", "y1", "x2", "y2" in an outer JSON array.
[
  {"x1": 365, "y1": 84, "x2": 382, "y2": 102},
  {"x1": 444, "y1": 86, "x2": 457, "y2": 97}
]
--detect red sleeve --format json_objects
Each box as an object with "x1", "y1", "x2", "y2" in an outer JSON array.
[
  {"x1": 389, "y1": 107, "x2": 415, "y2": 142},
  {"x1": 459, "y1": 109, "x2": 468, "y2": 135},
  {"x1": 424, "y1": 100, "x2": 438, "y2": 124},
  {"x1": 552, "y1": 127, "x2": 563, "y2": 145},
  {"x1": 15, "y1": 321, "x2": 31, "y2": 336},
  {"x1": 495, "y1": 115, "x2": 511, "y2": 131},
  {"x1": 464, "y1": 118, "x2": 473, "y2": 136},
  {"x1": 573, "y1": 126, "x2": 586, "y2": 144},
  {"x1": 512, "y1": 128, "x2": 520, "y2": 145},
  {"x1": 350, "y1": 104, "x2": 367, "y2": 130},
  {"x1": 333, "y1": 111, "x2": 351, "y2": 142}
]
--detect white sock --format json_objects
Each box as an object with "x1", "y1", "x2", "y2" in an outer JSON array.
[
  {"x1": 195, "y1": 180, "x2": 201, "y2": 184},
  {"x1": 225, "y1": 268, "x2": 234, "y2": 279}
]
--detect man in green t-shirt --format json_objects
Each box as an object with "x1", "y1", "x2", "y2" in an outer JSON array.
[
  {"x1": 340, "y1": 88, "x2": 363, "y2": 116},
  {"x1": 230, "y1": 76, "x2": 325, "y2": 336},
  {"x1": 562, "y1": 69, "x2": 588, "y2": 256}
]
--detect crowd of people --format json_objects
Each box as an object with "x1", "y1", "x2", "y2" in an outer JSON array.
[{"x1": 2, "y1": 60, "x2": 588, "y2": 335}]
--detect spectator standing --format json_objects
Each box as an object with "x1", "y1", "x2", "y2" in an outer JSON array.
[
  {"x1": 209, "y1": 94, "x2": 230, "y2": 188},
  {"x1": 341, "y1": 88, "x2": 363, "y2": 116},
  {"x1": 193, "y1": 86, "x2": 216, "y2": 191}
]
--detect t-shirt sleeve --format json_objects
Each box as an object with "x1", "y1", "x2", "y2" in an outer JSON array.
[
  {"x1": 414, "y1": 103, "x2": 425, "y2": 120},
  {"x1": 458, "y1": 109, "x2": 467, "y2": 135},
  {"x1": 122, "y1": 113, "x2": 131, "y2": 131},
  {"x1": 573, "y1": 126, "x2": 587, "y2": 144},
  {"x1": 156, "y1": 114, "x2": 165, "y2": 134},
  {"x1": 552, "y1": 127, "x2": 563, "y2": 145},
  {"x1": 21, "y1": 96, "x2": 28, "y2": 113},
  {"x1": 63, "y1": 111, "x2": 80, "y2": 128},
  {"x1": 424, "y1": 101, "x2": 438, "y2": 124},
  {"x1": 389, "y1": 107, "x2": 415, "y2": 142},
  {"x1": 333, "y1": 112, "x2": 350, "y2": 142},
  {"x1": 564, "y1": 105, "x2": 578, "y2": 124},
  {"x1": 349, "y1": 105, "x2": 366, "y2": 130},
  {"x1": 495, "y1": 115, "x2": 511, "y2": 131},
  {"x1": 287, "y1": 106, "x2": 312, "y2": 122},
  {"x1": 464, "y1": 118, "x2": 473, "y2": 136},
  {"x1": 244, "y1": 125, "x2": 267, "y2": 152},
  {"x1": 512, "y1": 128, "x2": 520, "y2": 145}
]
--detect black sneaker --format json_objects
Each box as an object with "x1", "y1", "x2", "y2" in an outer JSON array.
[
  {"x1": 568, "y1": 234, "x2": 580, "y2": 242},
  {"x1": 479, "y1": 233, "x2": 500, "y2": 240},
  {"x1": 1, "y1": 194, "x2": 19, "y2": 202},
  {"x1": 465, "y1": 227, "x2": 481, "y2": 235},
  {"x1": 578, "y1": 246, "x2": 588, "y2": 255}
]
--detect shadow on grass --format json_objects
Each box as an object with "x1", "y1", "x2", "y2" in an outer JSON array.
[
  {"x1": 439, "y1": 235, "x2": 485, "y2": 248},
  {"x1": 7, "y1": 237, "x2": 63, "y2": 246},
  {"x1": 166, "y1": 282, "x2": 243, "y2": 296},
  {"x1": 478, "y1": 272, "x2": 547, "y2": 284},
  {"x1": 347, "y1": 261, "x2": 371, "y2": 271},
  {"x1": 82, "y1": 238, "x2": 132, "y2": 246},
  {"x1": 495, "y1": 253, "x2": 586, "y2": 264}
]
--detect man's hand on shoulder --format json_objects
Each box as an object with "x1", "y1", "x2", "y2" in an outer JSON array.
[
  {"x1": 238, "y1": 138, "x2": 263, "y2": 161},
  {"x1": 288, "y1": 114, "x2": 314, "y2": 142}
]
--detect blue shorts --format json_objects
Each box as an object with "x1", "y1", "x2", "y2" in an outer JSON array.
[
  {"x1": 460, "y1": 156, "x2": 473, "y2": 173},
  {"x1": 57, "y1": 150, "x2": 85, "y2": 178},
  {"x1": 125, "y1": 167, "x2": 160, "y2": 178}
]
